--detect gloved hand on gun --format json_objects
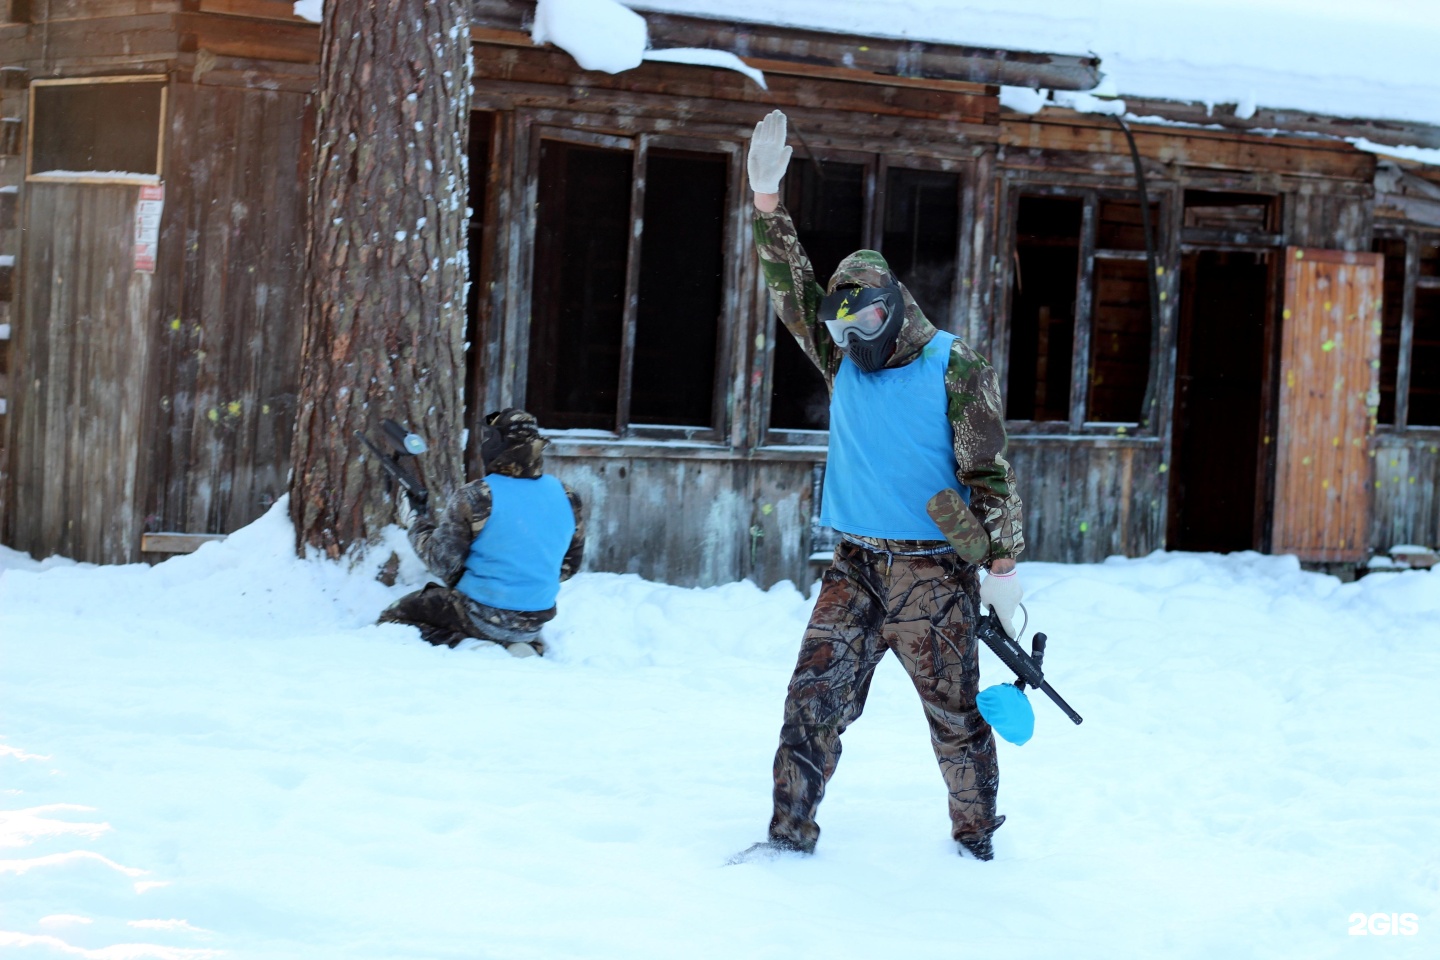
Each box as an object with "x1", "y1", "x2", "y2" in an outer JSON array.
[{"x1": 927, "y1": 488, "x2": 1083, "y2": 745}]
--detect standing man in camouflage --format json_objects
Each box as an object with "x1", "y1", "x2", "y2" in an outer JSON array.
[
  {"x1": 737, "y1": 110, "x2": 1026, "y2": 862},
  {"x1": 379, "y1": 409, "x2": 585, "y2": 658}
]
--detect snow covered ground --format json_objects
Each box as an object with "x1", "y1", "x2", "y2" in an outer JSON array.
[{"x1": 2, "y1": 503, "x2": 1438, "y2": 959}]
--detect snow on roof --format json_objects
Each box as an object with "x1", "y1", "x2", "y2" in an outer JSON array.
[{"x1": 627, "y1": 0, "x2": 1440, "y2": 129}]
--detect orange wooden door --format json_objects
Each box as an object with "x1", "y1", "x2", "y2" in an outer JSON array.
[{"x1": 1272, "y1": 247, "x2": 1383, "y2": 562}]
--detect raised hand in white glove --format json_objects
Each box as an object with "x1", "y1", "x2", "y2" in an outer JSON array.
[
  {"x1": 979, "y1": 568, "x2": 1023, "y2": 639},
  {"x1": 747, "y1": 109, "x2": 793, "y2": 195}
]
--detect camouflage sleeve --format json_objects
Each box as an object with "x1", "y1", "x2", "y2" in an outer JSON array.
[
  {"x1": 407, "y1": 479, "x2": 493, "y2": 587},
  {"x1": 945, "y1": 339, "x2": 1025, "y2": 562},
  {"x1": 560, "y1": 485, "x2": 586, "y2": 582},
  {"x1": 753, "y1": 204, "x2": 841, "y2": 386}
]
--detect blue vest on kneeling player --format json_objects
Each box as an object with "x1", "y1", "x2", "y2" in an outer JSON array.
[{"x1": 457, "y1": 474, "x2": 576, "y2": 612}]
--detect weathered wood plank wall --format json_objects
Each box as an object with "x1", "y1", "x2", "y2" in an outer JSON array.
[
  {"x1": 143, "y1": 83, "x2": 309, "y2": 542},
  {"x1": 9, "y1": 185, "x2": 154, "y2": 562},
  {"x1": 1371, "y1": 434, "x2": 1440, "y2": 550},
  {"x1": 545, "y1": 452, "x2": 817, "y2": 588},
  {"x1": 1004, "y1": 438, "x2": 1166, "y2": 562}
]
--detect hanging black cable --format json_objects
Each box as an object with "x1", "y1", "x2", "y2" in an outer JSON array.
[{"x1": 1111, "y1": 115, "x2": 1163, "y2": 431}]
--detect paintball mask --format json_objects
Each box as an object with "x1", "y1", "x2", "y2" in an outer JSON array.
[
  {"x1": 819, "y1": 279, "x2": 904, "y2": 373},
  {"x1": 483, "y1": 408, "x2": 549, "y2": 479}
]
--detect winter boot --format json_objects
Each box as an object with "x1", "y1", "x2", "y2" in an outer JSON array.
[
  {"x1": 957, "y1": 815, "x2": 1005, "y2": 861},
  {"x1": 726, "y1": 836, "x2": 815, "y2": 865}
]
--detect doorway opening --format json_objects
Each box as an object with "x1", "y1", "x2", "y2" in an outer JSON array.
[{"x1": 1168, "y1": 249, "x2": 1274, "y2": 552}]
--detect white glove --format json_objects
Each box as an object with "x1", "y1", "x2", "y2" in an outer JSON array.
[
  {"x1": 980, "y1": 569, "x2": 1023, "y2": 639},
  {"x1": 747, "y1": 109, "x2": 793, "y2": 195}
]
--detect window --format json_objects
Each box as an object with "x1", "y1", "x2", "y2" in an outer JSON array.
[
  {"x1": 768, "y1": 156, "x2": 964, "y2": 438},
  {"x1": 1376, "y1": 230, "x2": 1440, "y2": 428},
  {"x1": 1005, "y1": 188, "x2": 1164, "y2": 427},
  {"x1": 525, "y1": 131, "x2": 735, "y2": 437},
  {"x1": 28, "y1": 77, "x2": 165, "y2": 182}
]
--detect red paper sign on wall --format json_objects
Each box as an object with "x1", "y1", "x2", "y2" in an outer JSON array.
[{"x1": 133, "y1": 183, "x2": 164, "y2": 273}]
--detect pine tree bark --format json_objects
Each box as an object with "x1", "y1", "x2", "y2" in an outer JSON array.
[{"x1": 290, "y1": 1, "x2": 472, "y2": 558}]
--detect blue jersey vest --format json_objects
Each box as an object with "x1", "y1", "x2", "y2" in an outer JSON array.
[
  {"x1": 457, "y1": 474, "x2": 576, "y2": 612},
  {"x1": 821, "y1": 330, "x2": 969, "y2": 539}
]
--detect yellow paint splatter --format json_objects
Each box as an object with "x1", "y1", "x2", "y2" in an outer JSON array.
[
  {"x1": 754, "y1": 334, "x2": 765, "y2": 350},
  {"x1": 1283, "y1": 309, "x2": 1292, "y2": 320},
  {"x1": 169, "y1": 317, "x2": 181, "y2": 331},
  {"x1": 1159, "y1": 291, "x2": 1168, "y2": 302},
  {"x1": 1116, "y1": 425, "x2": 1127, "y2": 435},
  {"x1": 262, "y1": 404, "x2": 271, "y2": 415},
  {"x1": 207, "y1": 409, "x2": 219, "y2": 423},
  {"x1": 1079, "y1": 522, "x2": 1088, "y2": 533},
  {"x1": 1375, "y1": 480, "x2": 1382, "y2": 489},
  {"x1": 1321, "y1": 479, "x2": 1330, "y2": 489},
  {"x1": 226, "y1": 401, "x2": 241, "y2": 417},
  {"x1": 1295, "y1": 250, "x2": 1305, "y2": 259},
  {"x1": 1286, "y1": 371, "x2": 1296, "y2": 388},
  {"x1": 1321, "y1": 340, "x2": 1335, "y2": 352},
  {"x1": 1332, "y1": 437, "x2": 1340, "y2": 447},
  {"x1": 761, "y1": 503, "x2": 774, "y2": 516},
  {"x1": 1410, "y1": 476, "x2": 1416, "y2": 484},
  {"x1": 1155, "y1": 266, "x2": 1165, "y2": 277},
  {"x1": 1302, "y1": 456, "x2": 1312, "y2": 466},
  {"x1": 1323, "y1": 301, "x2": 1332, "y2": 312}
]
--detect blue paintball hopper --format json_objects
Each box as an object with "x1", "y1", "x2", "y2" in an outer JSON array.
[{"x1": 978, "y1": 682, "x2": 1035, "y2": 745}]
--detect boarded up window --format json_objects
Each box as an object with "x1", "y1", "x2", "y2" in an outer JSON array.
[
  {"x1": 1007, "y1": 195, "x2": 1081, "y2": 422},
  {"x1": 29, "y1": 79, "x2": 164, "y2": 177}
]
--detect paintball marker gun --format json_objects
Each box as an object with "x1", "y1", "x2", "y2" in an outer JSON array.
[
  {"x1": 974, "y1": 606, "x2": 1084, "y2": 727},
  {"x1": 355, "y1": 419, "x2": 429, "y2": 512}
]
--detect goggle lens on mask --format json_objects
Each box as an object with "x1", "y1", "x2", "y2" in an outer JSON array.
[{"x1": 821, "y1": 291, "x2": 896, "y2": 347}]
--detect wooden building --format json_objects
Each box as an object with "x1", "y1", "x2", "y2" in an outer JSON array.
[{"x1": 2, "y1": 0, "x2": 1437, "y2": 586}]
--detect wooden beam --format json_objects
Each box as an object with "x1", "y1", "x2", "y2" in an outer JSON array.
[
  {"x1": 471, "y1": 0, "x2": 1101, "y2": 91},
  {"x1": 1002, "y1": 114, "x2": 1375, "y2": 181},
  {"x1": 141, "y1": 531, "x2": 228, "y2": 553}
]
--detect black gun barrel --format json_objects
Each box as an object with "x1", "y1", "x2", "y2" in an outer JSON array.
[
  {"x1": 354, "y1": 430, "x2": 429, "y2": 507},
  {"x1": 976, "y1": 612, "x2": 1082, "y2": 726}
]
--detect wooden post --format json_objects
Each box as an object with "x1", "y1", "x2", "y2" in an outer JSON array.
[{"x1": 290, "y1": 0, "x2": 473, "y2": 558}]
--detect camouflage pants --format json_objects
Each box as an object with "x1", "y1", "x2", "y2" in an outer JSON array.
[
  {"x1": 769, "y1": 540, "x2": 1000, "y2": 850},
  {"x1": 378, "y1": 583, "x2": 554, "y2": 652}
]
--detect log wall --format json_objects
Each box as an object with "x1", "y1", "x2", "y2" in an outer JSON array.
[
  {"x1": 9, "y1": 184, "x2": 155, "y2": 562},
  {"x1": 143, "y1": 83, "x2": 310, "y2": 544}
]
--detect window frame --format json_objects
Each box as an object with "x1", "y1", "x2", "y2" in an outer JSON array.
[
  {"x1": 516, "y1": 117, "x2": 744, "y2": 444},
  {"x1": 756, "y1": 148, "x2": 978, "y2": 449},
  {"x1": 997, "y1": 178, "x2": 1178, "y2": 437},
  {"x1": 1375, "y1": 225, "x2": 1440, "y2": 434},
  {"x1": 26, "y1": 75, "x2": 167, "y2": 186}
]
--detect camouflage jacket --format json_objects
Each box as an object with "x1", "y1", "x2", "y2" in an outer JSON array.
[
  {"x1": 754, "y1": 203, "x2": 1025, "y2": 562},
  {"x1": 407, "y1": 478, "x2": 586, "y2": 589}
]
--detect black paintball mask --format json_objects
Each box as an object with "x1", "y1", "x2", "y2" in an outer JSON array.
[
  {"x1": 482, "y1": 408, "x2": 549, "y2": 479},
  {"x1": 819, "y1": 276, "x2": 905, "y2": 374}
]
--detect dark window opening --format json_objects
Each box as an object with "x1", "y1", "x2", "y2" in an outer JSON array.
[
  {"x1": 771, "y1": 160, "x2": 865, "y2": 431},
  {"x1": 1374, "y1": 237, "x2": 1406, "y2": 425},
  {"x1": 528, "y1": 141, "x2": 632, "y2": 430},
  {"x1": 31, "y1": 81, "x2": 163, "y2": 176},
  {"x1": 882, "y1": 167, "x2": 960, "y2": 326},
  {"x1": 1170, "y1": 250, "x2": 1271, "y2": 552},
  {"x1": 1182, "y1": 190, "x2": 1277, "y2": 233},
  {"x1": 631, "y1": 149, "x2": 727, "y2": 427},
  {"x1": 1420, "y1": 237, "x2": 1440, "y2": 279},
  {"x1": 1007, "y1": 195, "x2": 1081, "y2": 422},
  {"x1": 1412, "y1": 286, "x2": 1440, "y2": 426},
  {"x1": 1088, "y1": 258, "x2": 1151, "y2": 421}
]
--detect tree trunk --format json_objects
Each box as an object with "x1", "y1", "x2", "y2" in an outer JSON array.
[{"x1": 290, "y1": 0, "x2": 472, "y2": 558}]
